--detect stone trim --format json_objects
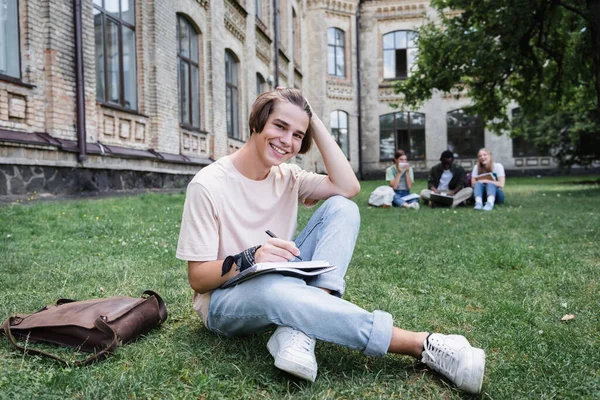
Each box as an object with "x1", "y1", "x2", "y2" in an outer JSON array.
[
  {"x1": 514, "y1": 157, "x2": 555, "y2": 167},
  {"x1": 225, "y1": 0, "x2": 248, "y2": 43},
  {"x1": 374, "y1": 3, "x2": 427, "y2": 20},
  {"x1": 327, "y1": 81, "x2": 353, "y2": 100},
  {"x1": 278, "y1": 49, "x2": 290, "y2": 79},
  {"x1": 378, "y1": 85, "x2": 404, "y2": 102},
  {"x1": 256, "y1": 26, "x2": 273, "y2": 65},
  {"x1": 0, "y1": 128, "x2": 210, "y2": 167},
  {"x1": 307, "y1": 0, "x2": 356, "y2": 14},
  {"x1": 255, "y1": 16, "x2": 269, "y2": 36}
]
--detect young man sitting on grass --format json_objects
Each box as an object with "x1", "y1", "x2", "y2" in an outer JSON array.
[
  {"x1": 420, "y1": 150, "x2": 473, "y2": 208},
  {"x1": 177, "y1": 89, "x2": 486, "y2": 393}
]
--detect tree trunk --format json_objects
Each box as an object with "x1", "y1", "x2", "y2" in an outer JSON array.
[{"x1": 588, "y1": 0, "x2": 600, "y2": 112}]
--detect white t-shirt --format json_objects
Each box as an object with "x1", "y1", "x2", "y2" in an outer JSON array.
[
  {"x1": 438, "y1": 170, "x2": 453, "y2": 191},
  {"x1": 472, "y1": 163, "x2": 505, "y2": 181},
  {"x1": 176, "y1": 156, "x2": 327, "y2": 324}
]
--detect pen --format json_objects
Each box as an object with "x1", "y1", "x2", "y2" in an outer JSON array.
[{"x1": 265, "y1": 230, "x2": 303, "y2": 261}]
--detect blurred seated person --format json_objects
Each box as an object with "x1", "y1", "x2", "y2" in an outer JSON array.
[
  {"x1": 420, "y1": 150, "x2": 473, "y2": 208},
  {"x1": 471, "y1": 148, "x2": 506, "y2": 211},
  {"x1": 386, "y1": 150, "x2": 419, "y2": 210}
]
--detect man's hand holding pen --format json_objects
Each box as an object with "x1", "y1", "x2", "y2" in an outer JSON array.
[{"x1": 254, "y1": 230, "x2": 303, "y2": 263}]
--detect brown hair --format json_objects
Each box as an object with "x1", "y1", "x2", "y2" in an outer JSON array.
[
  {"x1": 477, "y1": 148, "x2": 494, "y2": 173},
  {"x1": 248, "y1": 88, "x2": 313, "y2": 154},
  {"x1": 394, "y1": 149, "x2": 406, "y2": 160}
]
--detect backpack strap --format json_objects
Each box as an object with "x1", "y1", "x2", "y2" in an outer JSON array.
[{"x1": 142, "y1": 290, "x2": 168, "y2": 323}]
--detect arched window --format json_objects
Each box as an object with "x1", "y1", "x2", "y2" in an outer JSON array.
[
  {"x1": 379, "y1": 112, "x2": 426, "y2": 160},
  {"x1": 177, "y1": 15, "x2": 201, "y2": 130},
  {"x1": 383, "y1": 30, "x2": 417, "y2": 80},
  {"x1": 94, "y1": 0, "x2": 137, "y2": 110},
  {"x1": 330, "y1": 110, "x2": 349, "y2": 159},
  {"x1": 446, "y1": 109, "x2": 484, "y2": 158},
  {"x1": 256, "y1": 73, "x2": 266, "y2": 96},
  {"x1": 327, "y1": 28, "x2": 345, "y2": 77},
  {"x1": 225, "y1": 50, "x2": 240, "y2": 139},
  {"x1": 0, "y1": 0, "x2": 20, "y2": 79}
]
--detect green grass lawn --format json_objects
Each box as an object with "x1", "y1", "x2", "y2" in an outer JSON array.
[{"x1": 1, "y1": 176, "x2": 599, "y2": 399}]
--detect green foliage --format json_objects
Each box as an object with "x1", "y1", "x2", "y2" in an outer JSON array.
[
  {"x1": 1, "y1": 181, "x2": 599, "y2": 399},
  {"x1": 397, "y1": 0, "x2": 600, "y2": 167}
]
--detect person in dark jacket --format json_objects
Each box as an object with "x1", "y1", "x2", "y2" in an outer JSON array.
[{"x1": 420, "y1": 150, "x2": 473, "y2": 208}]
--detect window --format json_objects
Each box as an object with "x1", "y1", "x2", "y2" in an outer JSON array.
[
  {"x1": 256, "y1": 73, "x2": 266, "y2": 96},
  {"x1": 225, "y1": 50, "x2": 240, "y2": 139},
  {"x1": 177, "y1": 16, "x2": 200, "y2": 129},
  {"x1": 327, "y1": 28, "x2": 345, "y2": 77},
  {"x1": 275, "y1": 0, "x2": 282, "y2": 45},
  {"x1": 511, "y1": 108, "x2": 546, "y2": 157},
  {"x1": 0, "y1": 0, "x2": 20, "y2": 79},
  {"x1": 446, "y1": 109, "x2": 484, "y2": 158},
  {"x1": 379, "y1": 112, "x2": 426, "y2": 160},
  {"x1": 330, "y1": 110, "x2": 349, "y2": 159},
  {"x1": 292, "y1": 8, "x2": 300, "y2": 63},
  {"x1": 94, "y1": 0, "x2": 137, "y2": 110},
  {"x1": 256, "y1": 0, "x2": 262, "y2": 20},
  {"x1": 383, "y1": 30, "x2": 417, "y2": 80}
]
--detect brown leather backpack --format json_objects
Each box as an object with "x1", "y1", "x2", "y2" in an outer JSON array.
[{"x1": 2, "y1": 290, "x2": 167, "y2": 366}]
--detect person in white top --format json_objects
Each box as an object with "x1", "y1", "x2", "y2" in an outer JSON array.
[
  {"x1": 176, "y1": 89, "x2": 485, "y2": 393},
  {"x1": 471, "y1": 148, "x2": 506, "y2": 211}
]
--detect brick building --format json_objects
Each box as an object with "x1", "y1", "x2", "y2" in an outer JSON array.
[{"x1": 0, "y1": 0, "x2": 558, "y2": 196}]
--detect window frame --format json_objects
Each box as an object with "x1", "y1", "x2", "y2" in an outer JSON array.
[
  {"x1": 256, "y1": 0, "x2": 263, "y2": 21},
  {"x1": 256, "y1": 72, "x2": 266, "y2": 96},
  {"x1": 382, "y1": 30, "x2": 417, "y2": 80},
  {"x1": 225, "y1": 49, "x2": 240, "y2": 140},
  {"x1": 327, "y1": 27, "x2": 345, "y2": 78},
  {"x1": 379, "y1": 111, "x2": 426, "y2": 161},
  {"x1": 330, "y1": 110, "x2": 349, "y2": 159},
  {"x1": 177, "y1": 15, "x2": 201, "y2": 131},
  {"x1": 446, "y1": 109, "x2": 485, "y2": 159},
  {"x1": 94, "y1": 0, "x2": 138, "y2": 111},
  {"x1": 0, "y1": 0, "x2": 22, "y2": 81}
]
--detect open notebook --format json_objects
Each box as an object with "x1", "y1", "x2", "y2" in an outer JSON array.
[
  {"x1": 430, "y1": 192, "x2": 454, "y2": 206},
  {"x1": 221, "y1": 260, "x2": 336, "y2": 289},
  {"x1": 473, "y1": 172, "x2": 496, "y2": 181}
]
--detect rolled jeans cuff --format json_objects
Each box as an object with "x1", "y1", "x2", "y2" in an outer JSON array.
[{"x1": 363, "y1": 310, "x2": 394, "y2": 357}]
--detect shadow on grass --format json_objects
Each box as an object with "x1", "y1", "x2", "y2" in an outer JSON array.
[{"x1": 168, "y1": 320, "x2": 484, "y2": 398}]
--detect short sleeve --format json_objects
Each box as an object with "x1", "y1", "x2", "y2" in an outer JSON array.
[
  {"x1": 176, "y1": 182, "x2": 220, "y2": 261},
  {"x1": 294, "y1": 166, "x2": 328, "y2": 207},
  {"x1": 495, "y1": 163, "x2": 506, "y2": 177},
  {"x1": 472, "y1": 165, "x2": 479, "y2": 176},
  {"x1": 385, "y1": 166, "x2": 396, "y2": 181}
]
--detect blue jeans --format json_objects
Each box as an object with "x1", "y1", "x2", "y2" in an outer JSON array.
[
  {"x1": 207, "y1": 196, "x2": 394, "y2": 357},
  {"x1": 473, "y1": 182, "x2": 504, "y2": 204},
  {"x1": 392, "y1": 189, "x2": 418, "y2": 207}
]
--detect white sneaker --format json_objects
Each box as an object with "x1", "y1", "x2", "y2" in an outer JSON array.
[
  {"x1": 267, "y1": 326, "x2": 318, "y2": 382},
  {"x1": 408, "y1": 202, "x2": 420, "y2": 210},
  {"x1": 421, "y1": 333, "x2": 485, "y2": 394}
]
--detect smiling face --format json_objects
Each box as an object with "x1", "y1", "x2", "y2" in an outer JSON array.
[
  {"x1": 252, "y1": 100, "x2": 309, "y2": 168},
  {"x1": 478, "y1": 149, "x2": 491, "y2": 167}
]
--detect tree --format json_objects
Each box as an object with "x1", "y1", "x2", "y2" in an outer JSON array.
[{"x1": 396, "y1": 0, "x2": 600, "y2": 167}]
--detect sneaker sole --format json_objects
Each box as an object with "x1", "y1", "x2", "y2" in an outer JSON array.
[
  {"x1": 459, "y1": 347, "x2": 485, "y2": 394},
  {"x1": 267, "y1": 337, "x2": 318, "y2": 382}
]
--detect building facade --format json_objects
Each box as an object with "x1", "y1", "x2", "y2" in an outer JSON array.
[{"x1": 0, "y1": 0, "x2": 557, "y2": 196}]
